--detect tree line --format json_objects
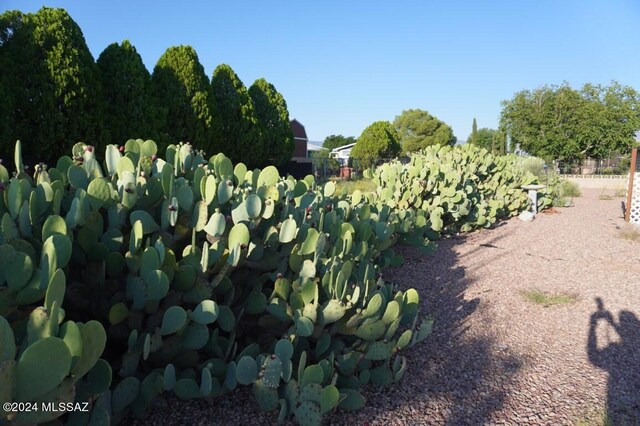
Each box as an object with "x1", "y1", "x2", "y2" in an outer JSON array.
[
  {"x1": 0, "y1": 7, "x2": 293, "y2": 168},
  {"x1": 498, "y1": 82, "x2": 640, "y2": 162}
]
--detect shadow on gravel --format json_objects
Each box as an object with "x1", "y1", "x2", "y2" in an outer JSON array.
[
  {"x1": 344, "y1": 233, "x2": 524, "y2": 425},
  {"x1": 587, "y1": 297, "x2": 640, "y2": 425}
]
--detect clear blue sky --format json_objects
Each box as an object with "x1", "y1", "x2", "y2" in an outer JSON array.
[{"x1": 4, "y1": 1, "x2": 640, "y2": 143}]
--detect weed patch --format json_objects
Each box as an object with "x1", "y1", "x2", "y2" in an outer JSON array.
[{"x1": 521, "y1": 289, "x2": 576, "y2": 307}]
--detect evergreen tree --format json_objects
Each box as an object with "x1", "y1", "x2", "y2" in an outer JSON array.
[
  {"x1": 393, "y1": 109, "x2": 456, "y2": 153},
  {"x1": 470, "y1": 118, "x2": 478, "y2": 145},
  {"x1": 0, "y1": 7, "x2": 104, "y2": 162},
  {"x1": 248, "y1": 78, "x2": 294, "y2": 167},
  {"x1": 351, "y1": 121, "x2": 401, "y2": 168},
  {"x1": 97, "y1": 40, "x2": 158, "y2": 146},
  {"x1": 151, "y1": 45, "x2": 211, "y2": 151},
  {"x1": 210, "y1": 64, "x2": 256, "y2": 165}
]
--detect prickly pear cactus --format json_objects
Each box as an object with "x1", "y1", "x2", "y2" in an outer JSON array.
[{"x1": 1, "y1": 138, "x2": 467, "y2": 425}]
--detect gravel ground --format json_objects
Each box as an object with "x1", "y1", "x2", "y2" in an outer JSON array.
[{"x1": 136, "y1": 188, "x2": 640, "y2": 425}]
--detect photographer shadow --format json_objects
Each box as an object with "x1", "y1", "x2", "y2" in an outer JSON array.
[{"x1": 587, "y1": 298, "x2": 640, "y2": 424}]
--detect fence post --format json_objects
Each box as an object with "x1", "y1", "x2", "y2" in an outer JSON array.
[{"x1": 625, "y1": 147, "x2": 638, "y2": 222}]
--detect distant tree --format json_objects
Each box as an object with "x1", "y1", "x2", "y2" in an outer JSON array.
[
  {"x1": 248, "y1": 78, "x2": 293, "y2": 167},
  {"x1": 500, "y1": 82, "x2": 640, "y2": 161},
  {"x1": 210, "y1": 64, "x2": 256, "y2": 165},
  {"x1": 351, "y1": 121, "x2": 401, "y2": 168},
  {"x1": 323, "y1": 135, "x2": 356, "y2": 151},
  {"x1": 393, "y1": 109, "x2": 456, "y2": 153},
  {"x1": 470, "y1": 118, "x2": 478, "y2": 145},
  {"x1": 473, "y1": 128, "x2": 497, "y2": 151},
  {"x1": 0, "y1": 7, "x2": 105, "y2": 162},
  {"x1": 97, "y1": 40, "x2": 158, "y2": 146},
  {"x1": 151, "y1": 45, "x2": 211, "y2": 151}
]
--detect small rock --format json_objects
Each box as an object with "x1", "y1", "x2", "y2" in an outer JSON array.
[{"x1": 518, "y1": 211, "x2": 535, "y2": 222}]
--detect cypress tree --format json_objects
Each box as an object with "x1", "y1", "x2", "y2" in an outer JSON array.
[
  {"x1": 209, "y1": 64, "x2": 256, "y2": 165},
  {"x1": 0, "y1": 7, "x2": 104, "y2": 162},
  {"x1": 151, "y1": 45, "x2": 211, "y2": 152},
  {"x1": 248, "y1": 78, "x2": 294, "y2": 167},
  {"x1": 97, "y1": 40, "x2": 158, "y2": 146},
  {"x1": 471, "y1": 118, "x2": 478, "y2": 145}
]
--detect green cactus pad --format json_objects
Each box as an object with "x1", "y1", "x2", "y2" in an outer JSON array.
[
  {"x1": 301, "y1": 364, "x2": 324, "y2": 388},
  {"x1": 365, "y1": 341, "x2": 393, "y2": 361},
  {"x1": 362, "y1": 293, "x2": 383, "y2": 318},
  {"x1": 295, "y1": 316, "x2": 314, "y2": 337},
  {"x1": 163, "y1": 364, "x2": 176, "y2": 391},
  {"x1": 191, "y1": 201, "x2": 208, "y2": 232},
  {"x1": 236, "y1": 356, "x2": 258, "y2": 385},
  {"x1": 338, "y1": 388, "x2": 366, "y2": 411},
  {"x1": 262, "y1": 355, "x2": 283, "y2": 388},
  {"x1": 382, "y1": 300, "x2": 401, "y2": 324},
  {"x1": 160, "y1": 306, "x2": 187, "y2": 335},
  {"x1": 322, "y1": 300, "x2": 346, "y2": 324},
  {"x1": 203, "y1": 211, "x2": 225, "y2": 237},
  {"x1": 228, "y1": 223, "x2": 250, "y2": 249},
  {"x1": 253, "y1": 379, "x2": 279, "y2": 412},
  {"x1": 108, "y1": 303, "x2": 129, "y2": 325},
  {"x1": 42, "y1": 215, "x2": 67, "y2": 241},
  {"x1": 68, "y1": 165, "x2": 89, "y2": 189},
  {"x1": 5, "y1": 251, "x2": 34, "y2": 292},
  {"x1": 355, "y1": 320, "x2": 386, "y2": 341},
  {"x1": 295, "y1": 400, "x2": 322, "y2": 426},
  {"x1": 396, "y1": 330, "x2": 412, "y2": 350},
  {"x1": 143, "y1": 269, "x2": 170, "y2": 301},
  {"x1": 15, "y1": 336, "x2": 72, "y2": 402},
  {"x1": 112, "y1": 376, "x2": 141, "y2": 417},
  {"x1": 217, "y1": 306, "x2": 236, "y2": 333},
  {"x1": 130, "y1": 210, "x2": 160, "y2": 234},
  {"x1": 182, "y1": 323, "x2": 209, "y2": 350},
  {"x1": 370, "y1": 365, "x2": 393, "y2": 386},
  {"x1": 217, "y1": 179, "x2": 233, "y2": 204},
  {"x1": 274, "y1": 339, "x2": 293, "y2": 363},
  {"x1": 244, "y1": 194, "x2": 262, "y2": 219},
  {"x1": 257, "y1": 166, "x2": 279, "y2": 187},
  {"x1": 71, "y1": 320, "x2": 107, "y2": 380},
  {"x1": 320, "y1": 385, "x2": 340, "y2": 414},
  {"x1": 0, "y1": 316, "x2": 16, "y2": 362},
  {"x1": 85, "y1": 358, "x2": 112, "y2": 396},
  {"x1": 87, "y1": 178, "x2": 113, "y2": 210},
  {"x1": 191, "y1": 300, "x2": 219, "y2": 325},
  {"x1": 279, "y1": 216, "x2": 298, "y2": 243},
  {"x1": 44, "y1": 268, "x2": 66, "y2": 312}
]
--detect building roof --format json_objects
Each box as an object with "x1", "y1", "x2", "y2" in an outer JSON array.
[
  {"x1": 290, "y1": 119, "x2": 308, "y2": 141},
  {"x1": 307, "y1": 142, "x2": 323, "y2": 152},
  {"x1": 330, "y1": 142, "x2": 357, "y2": 154}
]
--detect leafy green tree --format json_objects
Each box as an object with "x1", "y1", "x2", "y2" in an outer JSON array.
[
  {"x1": 323, "y1": 135, "x2": 356, "y2": 150},
  {"x1": 151, "y1": 45, "x2": 211, "y2": 151},
  {"x1": 472, "y1": 128, "x2": 497, "y2": 151},
  {"x1": 248, "y1": 78, "x2": 293, "y2": 167},
  {"x1": 97, "y1": 40, "x2": 158, "y2": 146},
  {"x1": 209, "y1": 64, "x2": 256, "y2": 165},
  {"x1": 393, "y1": 109, "x2": 456, "y2": 153},
  {"x1": 351, "y1": 121, "x2": 401, "y2": 168},
  {"x1": 0, "y1": 7, "x2": 105, "y2": 162},
  {"x1": 470, "y1": 118, "x2": 478, "y2": 145},
  {"x1": 500, "y1": 82, "x2": 640, "y2": 161}
]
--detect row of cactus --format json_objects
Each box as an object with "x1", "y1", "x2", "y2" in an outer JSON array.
[
  {"x1": 0, "y1": 139, "x2": 537, "y2": 425},
  {"x1": 364, "y1": 144, "x2": 549, "y2": 236}
]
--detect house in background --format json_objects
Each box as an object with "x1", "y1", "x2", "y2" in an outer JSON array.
[
  {"x1": 330, "y1": 143, "x2": 356, "y2": 166},
  {"x1": 290, "y1": 119, "x2": 310, "y2": 164}
]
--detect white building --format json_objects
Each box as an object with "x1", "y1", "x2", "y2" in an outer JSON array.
[{"x1": 329, "y1": 143, "x2": 356, "y2": 166}]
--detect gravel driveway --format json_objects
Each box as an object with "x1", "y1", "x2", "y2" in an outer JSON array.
[{"x1": 138, "y1": 188, "x2": 640, "y2": 425}]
